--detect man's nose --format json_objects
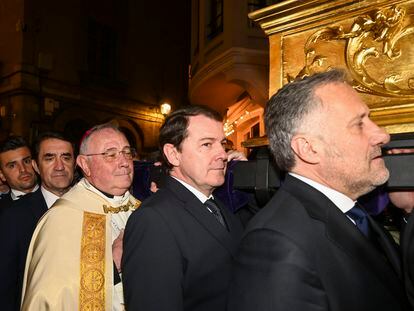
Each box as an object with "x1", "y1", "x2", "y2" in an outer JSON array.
[
  {"x1": 370, "y1": 120, "x2": 390, "y2": 146},
  {"x1": 18, "y1": 163, "x2": 27, "y2": 173},
  {"x1": 118, "y1": 152, "x2": 131, "y2": 167},
  {"x1": 216, "y1": 144, "x2": 228, "y2": 161},
  {"x1": 54, "y1": 158, "x2": 65, "y2": 170}
]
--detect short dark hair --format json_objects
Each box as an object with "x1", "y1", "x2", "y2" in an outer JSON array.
[
  {"x1": 159, "y1": 105, "x2": 223, "y2": 169},
  {"x1": 264, "y1": 69, "x2": 348, "y2": 171},
  {"x1": 33, "y1": 131, "x2": 74, "y2": 162},
  {"x1": 0, "y1": 136, "x2": 30, "y2": 153}
]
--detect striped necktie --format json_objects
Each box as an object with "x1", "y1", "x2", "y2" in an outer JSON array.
[
  {"x1": 346, "y1": 203, "x2": 370, "y2": 237},
  {"x1": 205, "y1": 198, "x2": 227, "y2": 229}
]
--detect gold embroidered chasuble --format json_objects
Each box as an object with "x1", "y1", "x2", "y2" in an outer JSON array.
[{"x1": 21, "y1": 178, "x2": 140, "y2": 311}]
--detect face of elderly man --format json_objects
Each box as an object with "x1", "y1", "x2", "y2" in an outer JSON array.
[
  {"x1": 300, "y1": 82, "x2": 390, "y2": 200},
  {"x1": 77, "y1": 128, "x2": 134, "y2": 196}
]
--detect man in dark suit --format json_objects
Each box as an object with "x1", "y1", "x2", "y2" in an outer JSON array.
[
  {"x1": 388, "y1": 184, "x2": 414, "y2": 308},
  {"x1": 227, "y1": 69, "x2": 409, "y2": 311},
  {"x1": 0, "y1": 132, "x2": 75, "y2": 311},
  {"x1": 0, "y1": 136, "x2": 38, "y2": 209},
  {"x1": 400, "y1": 202, "x2": 414, "y2": 308},
  {"x1": 123, "y1": 105, "x2": 244, "y2": 311}
]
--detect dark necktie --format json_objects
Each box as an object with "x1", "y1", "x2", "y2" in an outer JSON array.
[
  {"x1": 205, "y1": 198, "x2": 227, "y2": 229},
  {"x1": 346, "y1": 203, "x2": 370, "y2": 237}
]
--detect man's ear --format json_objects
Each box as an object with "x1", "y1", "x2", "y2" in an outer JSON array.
[
  {"x1": 0, "y1": 169, "x2": 6, "y2": 183},
  {"x1": 76, "y1": 155, "x2": 91, "y2": 177},
  {"x1": 291, "y1": 134, "x2": 320, "y2": 165},
  {"x1": 32, "y1": 159, "x2": 40, "y2": 175},
  {"x1": 163, "y1": 144, "x2": 180, "y2": 167}
]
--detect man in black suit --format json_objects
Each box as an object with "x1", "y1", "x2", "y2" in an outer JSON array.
[
  {"x1": 123, "y1": 105, "x2": 244, "y2": 311},
  {"x1": 399, "y1": 199, "x2": 414, "y2": 308},
  {"x1": 0, "y1": 132, "x2": 75, "y2": 311},
  {"x1": 227, "y1": 69, "x2": 409, "y2": 311},
  {"x1": 388, "y1": 181, "x2": 414, "y2": 308},
  {"x1": 0, "y1": 136, "x2": 38, "y2": 209}
]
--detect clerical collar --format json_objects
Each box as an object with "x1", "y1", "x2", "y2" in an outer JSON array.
[
  {"x1": 11, "y1": 184, "x2": 39, "y2": 201},
  {"x1": 82, "y1": 178, "x2": 129, "y2": 206},
  {"x1": 97, "y1": 189, "x2": 114, "y2": 199}
]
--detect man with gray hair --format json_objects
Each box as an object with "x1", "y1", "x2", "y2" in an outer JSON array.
[
  {"x1": 21, "y1": 123, "x2": 141, "y2": 310},
  {"x1": 228, "y1": 69, "x2": 409, "y2": 311}
]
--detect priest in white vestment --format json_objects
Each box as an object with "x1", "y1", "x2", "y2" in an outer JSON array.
[{"x1": 21, "y1": 123, "x2": 141, "y2": 311}]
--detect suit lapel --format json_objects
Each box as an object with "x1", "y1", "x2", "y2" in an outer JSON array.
[
  {"x1": 283, "y1": 175, "x2": 403, "y2": 299},
  {"x1": 216, "y1": 198, "x2": 243, "y2": 242},
  {"x1": 402, "y1": 216, "x2": 414, "y2": 306},
  {"x1": 367, "y1": 215, "x2": 402, "y2": 277},
  {"x1": 28, "y1": 189, "x2": 48, "y2": 221},
  {"x1": 165, "y1": 177, "x2": 241, "y2": 257},
  {"x1": 325, "y1": 204, "x2": 402, "y2": 296}
]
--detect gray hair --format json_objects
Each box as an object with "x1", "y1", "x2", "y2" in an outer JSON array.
[
  {"x1": 264, "y1": 69, "x2": 348, "y2": 171},
  {"x1": 79, "y1": 123, "x2": 123, "y2": 154}
]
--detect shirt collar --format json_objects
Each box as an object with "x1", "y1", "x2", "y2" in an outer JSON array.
[
  {"x1": 171, "y1": 176, "x2": 212, "y2": 204},
  {"x1": 11, "y1": 184, "x2": 39, "y2": 201},
  {"x1": 289, "y1": 172, "x2": 355, "y2": 213},
  {"x1": 40, "y1": 186, "x2": 60, "y2": 209}
]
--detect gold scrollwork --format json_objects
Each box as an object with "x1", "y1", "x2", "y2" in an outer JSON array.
[
  {"x1": 290, "y1": 5, "x2": 414, "y2": 98},
  {"x1": 102, "y1": 199, "x2": 141, "y2": 214}
]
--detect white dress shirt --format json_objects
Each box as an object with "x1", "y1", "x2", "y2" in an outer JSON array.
[
  {"x1": 40, "y1": 186, "x2": 60, "y2": 209},
  {"x1": 11, "y1": 184, "x2": 39, "y2": 201},
  {"x1": 172, "y1": 176, "x2": 214, "y2": 203},
  {"x1": 289, "y1": 173, "x2": 357, "y2": 224}
]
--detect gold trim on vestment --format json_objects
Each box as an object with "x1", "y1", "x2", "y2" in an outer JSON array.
[
  {"x1": 79, "y1": 212, "x2": 106, "y2": 311},
  {"x1": 102, "y1": 199, "x2": 141, "y2": 214}
]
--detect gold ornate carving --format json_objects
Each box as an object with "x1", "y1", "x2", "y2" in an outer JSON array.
[
  {"x1": 79, "y1": 212, "x2": 106, "y2": 311},
  {"x1": 289, "y1": 5, "x2": 414, "y2": 98},
  {"x1": 102, "y1": 199, "x2": 141, "y2": 214}
]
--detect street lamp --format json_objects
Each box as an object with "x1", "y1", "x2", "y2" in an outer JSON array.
[{"x1": 160, "y1": 102, "x2": 171, "y2": 116}]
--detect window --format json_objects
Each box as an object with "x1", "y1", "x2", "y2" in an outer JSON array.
[
  {"x1": 243, "y1": 131, "x2": 251, "y2": 156},
  {"x1": 251, "y1": 123, "x2": 260, "y2": 138},
  {"x1": 206, "y1": 0, "x2": 223, "y2": 41},
  {"x1": 192, "y1": 0, "x2": 200, "y2": 55},
  {"x1": 87, "y1": 19, "x2": 118, "y2": 79}
]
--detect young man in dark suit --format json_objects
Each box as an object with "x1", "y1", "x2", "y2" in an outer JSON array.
[
  {"x1": 0, "y1": 136, "x2": 38, "y2": 209},
  {"x1": 123, "y1": 105, "x2": 244, "y2": 311},
  {"x1": 227, "y1": 69, "x2": 409, "y2": 311},
  {"x1": 0, "y1": 132, "x2": 75, "y2": 311}
]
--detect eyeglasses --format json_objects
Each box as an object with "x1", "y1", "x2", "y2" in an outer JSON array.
[{"x1": 83, "y1": 147, "x2": 137, "y2": 162}]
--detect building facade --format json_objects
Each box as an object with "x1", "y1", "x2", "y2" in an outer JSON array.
[
  {"x1": 189, "y1": 0, "x2": 279, "y2": 152},
  {"x1": 0, "y1": 0, "x2": 190, "y2": 155}
]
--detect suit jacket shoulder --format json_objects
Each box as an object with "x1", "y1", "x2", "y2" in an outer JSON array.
[
  {"x1": 0, "y1": 192, "x2": 13, "y2": 210},
  {"x1": 402, "y1": 212, "x2": 414, "y2": 308},
  {"x1": 123, "y1": 176, "x2": 243, "y2": 311},
  {"x1": 229, "y1": 175, "x2": 408, "y2": 311},
  {"x1": 0, "y1": 188, "x2": 47, "y2": 311}
]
